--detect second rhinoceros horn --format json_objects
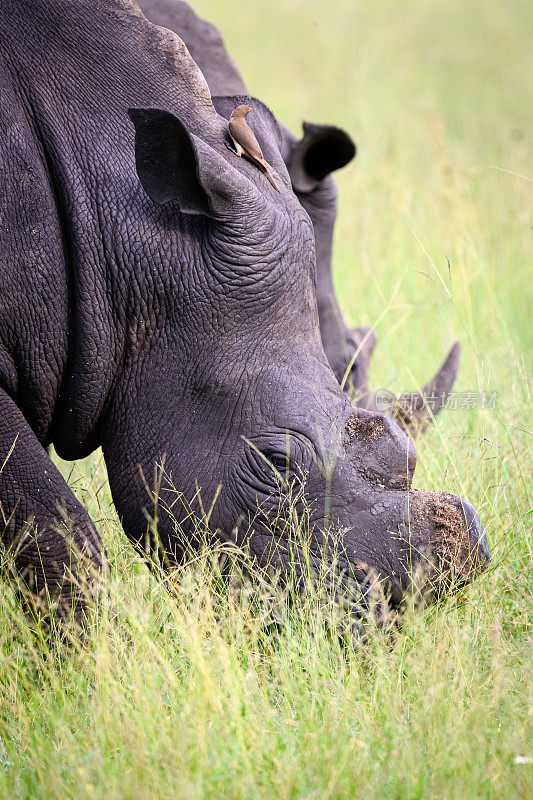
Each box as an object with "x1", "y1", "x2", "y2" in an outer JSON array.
[{"x1": 345, "y1": 332, "x2": 461, "y2": 437}]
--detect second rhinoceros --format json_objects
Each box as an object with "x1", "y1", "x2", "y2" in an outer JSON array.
[{"x1": 139, "y1": 0, "x2": 461, "y2": 435}]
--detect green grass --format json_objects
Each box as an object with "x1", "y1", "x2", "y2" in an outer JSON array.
[{"x1": 1, "y1": 0, "x2": 531, "y2": 797}]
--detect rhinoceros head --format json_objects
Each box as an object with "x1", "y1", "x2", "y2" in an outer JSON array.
[{"x1": 101, "y1": 84, "x2": 488, "y2": 615}]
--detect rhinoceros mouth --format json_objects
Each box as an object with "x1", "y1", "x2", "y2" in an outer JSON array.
[{"x1": 397, "y1": 490, "x2": 491, "y2": 598}]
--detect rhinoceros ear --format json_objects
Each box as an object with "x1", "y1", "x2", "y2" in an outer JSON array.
[
  {"x1": 288, "y1": 122, "x2": 356, "y2": 194},
  {"x1": 128, "y1": 107, "x2": 250, "y2": 216}
]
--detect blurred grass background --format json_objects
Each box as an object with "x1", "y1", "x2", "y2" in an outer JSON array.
[{"x1": 0, "y1": 1, "x2": 531, "y2": 798}]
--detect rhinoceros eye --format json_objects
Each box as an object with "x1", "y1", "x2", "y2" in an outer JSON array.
[
  {"x1": 243, "y1": 442, "x2": 292, "y2": 491},
  {"x1": 241, "y1": 432, "x2": 312, "y2": 496},
  {"x1": 252, "y1": 448, "x2": 290, "y2": 482},
  {"x1": 266, "y1": 452, "x2": 289, "y2": 472}
]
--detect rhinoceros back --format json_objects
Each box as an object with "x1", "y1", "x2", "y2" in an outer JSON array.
[
  {"x1": 0, "y1": 0, "x2": 224, "y2": 457},
  {"x1": 0, "y1": 57, "x2": 69, "y2": 443}
]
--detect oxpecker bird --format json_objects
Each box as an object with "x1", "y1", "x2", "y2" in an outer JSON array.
[{"x1": 229, "y1": 105, "x2": 280, "y2": 192}]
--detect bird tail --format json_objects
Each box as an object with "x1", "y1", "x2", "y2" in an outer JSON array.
[
  {"x1": 265, "y1": 169, "x2": 280, "y2": 193},
  {"x1": 257, "y1": 160, "x2": 280, "y2": 193}
]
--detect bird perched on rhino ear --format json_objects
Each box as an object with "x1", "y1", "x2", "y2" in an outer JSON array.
[{"x1": 229, "y1": 105, "x2": 280, "y2": 192}]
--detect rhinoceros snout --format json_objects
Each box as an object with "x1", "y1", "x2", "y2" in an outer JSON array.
[
  {"x1": 459, "y1": 497, "x2": 491, "y2": 568},
  {"x1": 406, "y1": 491, "x2": 490, "y2": 596}
]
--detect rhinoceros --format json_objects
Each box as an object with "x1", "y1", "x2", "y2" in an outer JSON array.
[
  {"x1": 0, "y1": 0, "x2": 488, "y2": 617},
  {"x1": 138, "y1": 0, "x2": 462, "y2": 435}
]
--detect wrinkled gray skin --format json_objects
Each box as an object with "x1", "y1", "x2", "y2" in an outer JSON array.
[
  {"x1": 0, "y1": 0, "x2": 488, "y2": 618},
  {"x1": 139, "y1": 0, "x2": 461, "y2": 435}
]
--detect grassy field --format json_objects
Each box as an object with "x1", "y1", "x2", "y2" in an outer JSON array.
[{"x1": 1, "y1": 0, "x2": 531, "y2": 797}]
